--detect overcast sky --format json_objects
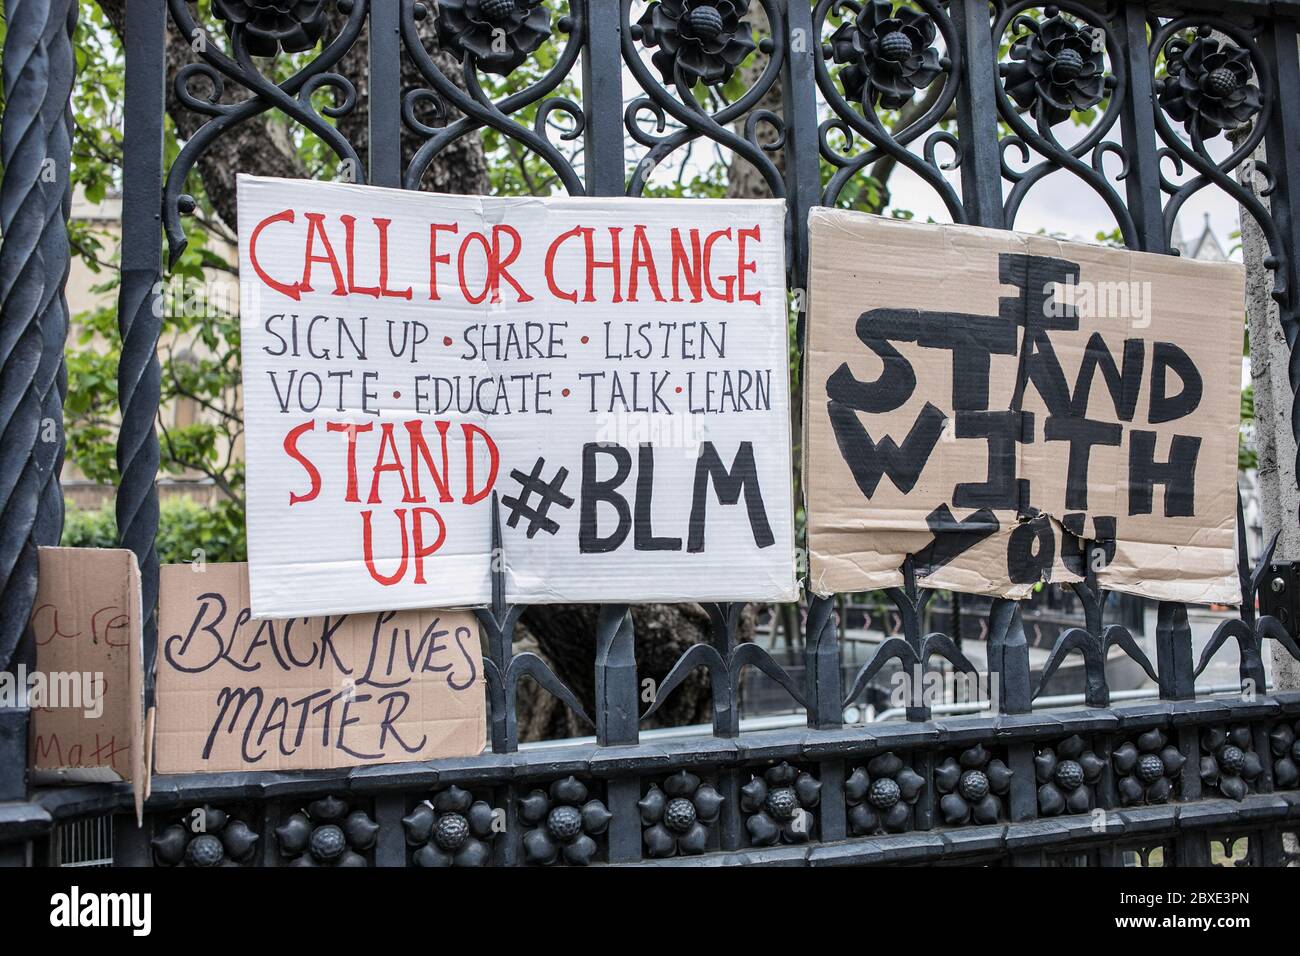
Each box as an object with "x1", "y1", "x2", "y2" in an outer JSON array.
[{"x1": 886, "y1": 151, "x2": 1241, "y2": 257}]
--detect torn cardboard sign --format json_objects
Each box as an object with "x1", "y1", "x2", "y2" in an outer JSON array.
[
  {"x1": 804, "y1": 210, "x2": 1243, "y2": 604},
  {"x1": 236, "y1": 175, "x2": 796, "y2": 617},
  {"x1": 28, "y1": 547, "x2": 147, "y2": 818},
  {"x1": 154, "y1": 562, "x2": 485, "y2": 773}
]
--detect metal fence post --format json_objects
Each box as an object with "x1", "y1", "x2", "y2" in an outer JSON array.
[
  {"x1": 1114, "y1": 1, "x2": 1167, "y2": 254},
  {"x1": 368, "y1": 0, "x2": 403, "y2": 190},
  {"x1": 1154, "y1": 600, "x2": 1195, "y2": 700},
  {"x1": 585, "y1": 0, "x2": 639, "y2": 865},
  {"x1": 595, "y1": 603, "x2": 640, "y2": 862},
  {"x1": 952, "y1": 0, "x2": 1004, "y2": 228},
  {"x1": 116, "y1": 0, "x2": 167, "y2": 700},
  {"x1": 804, "y1": 594, "x2": 842, "y2": 729},
  {"x1": 582, "y1": 0, "x2": 625, "y2": 196},
  {"x1": 988, "y1": 599, "x2": 1037, "y2": 827},
  {"x1": 0, "y1": 0, "x2": 78, "y2": 803},
  {"x1": 781, "y1": 0, "x2": 821, "y2": 332}
]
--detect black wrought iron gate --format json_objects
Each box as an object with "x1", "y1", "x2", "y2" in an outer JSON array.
[{"x1": 1, "y1": 0, "x2": 1300, "y2": 867}]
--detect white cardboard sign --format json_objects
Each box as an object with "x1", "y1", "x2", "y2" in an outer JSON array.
[{"x1": 237, "y1": 176, "x2": 796, "y2": 617}]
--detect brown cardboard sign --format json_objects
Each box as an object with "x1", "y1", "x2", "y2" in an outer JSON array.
[
  {"x1": 804, "y1": 210, "x2": 1243, "y2": 603},
  {"x1": 154, "y1": 563, "x2": 485, "y2": 773},
  {"x1": 28, "y1": 548, "x2": 147, "y2": 819}
]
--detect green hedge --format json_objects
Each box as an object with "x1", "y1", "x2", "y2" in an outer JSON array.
[{"x1": 61, "y1": 496, "x2": 247, "y2": 565}]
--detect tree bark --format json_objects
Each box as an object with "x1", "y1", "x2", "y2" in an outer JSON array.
[
  {"x1": 98, "y1": 1, "x2": 493, "y2": 230},
  {"x1": 1238, "y1": 135, "x2": 1300, "y2": 692},
  {"x1": 98, "y1": 0, "x2": 307, "y2": 232},
  {"x1": 517, "y1": 603, "x2": 756, "y2": 732},
  {"x1": 726, "y1": 7, "x2": 783, "y2": 199},
  {"x1": 326, "y1": 9, "x2": 490, "y2": 195}
]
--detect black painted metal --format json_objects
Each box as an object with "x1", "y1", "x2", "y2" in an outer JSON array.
[
  {"x1": 116, "y1": 0, "x2": 166, "y2": 704},
  {"x1": 1260, "y1": 560, "x2": 1300, "y2": 640},
  {"x1": 368, "y1": 0, "x2": 403, "y2": 189},
  {"x1": 583, "y1": 0, "x2": 626, "y2": 196},
  {"x1": 1155, "y1": 601, "x2": 1197, "y2": 701},
  {"x1": 0, "y1": 0, "x2": 78, "y2": 801},
  {"x1": 953, "y1": 0, "x2": 1004, "y2": 228},
  {"x1": 1116, "y1": 2, "x2": 1167, "y2": 254},
  {"x1": 1, "y1": 0, "x2": 1300, "y2": 867},
  {"x1": 1037, "y1": 553, "x2": 1157, "y2": 708}
]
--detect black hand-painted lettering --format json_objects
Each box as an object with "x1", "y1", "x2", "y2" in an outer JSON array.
[
  {"x1": 828, "y1": 399, "x2": 946, "y2": 499},
  {"x1": 635, "y1": 443, "x2": 682, "y2": 551},
  {"x1": 1128, "y1": 431, "x2": 1199, "y2": 516},
  {"x1": 1008, "y1": 514, "x2": 1056, "y2": 584},
  {"x1": 1148, "y1": 342, "x2": 1203, "y2": 423},
  {"x1": 913, "y1": 504, "x2": 1000, "y2": 574},
  {"x1": 687, "y1": 441, "x2": 773, "y2": 553},
  {"x1": 1071, "y1": 334, "x2": 1144, "y2": 421},
  {"x1": 579, "y1": 442, "x2": 632, "y2": 553},
  {"x1": 952, "y1": 410, "x2": 1033, "y2": 510},
  {"x1": 1044, "y1": 414, "x2": 1123, "y2": 511}
]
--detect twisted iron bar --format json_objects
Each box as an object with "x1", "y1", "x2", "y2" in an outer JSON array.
[
  {"x1": 115, "y1": 0, "x2": 169, "y2": 702},
  {"x1": 34, "y1": 3, "x2": 76, "y2": 582},
  {"x1": 0, "y1": 0, "x2": 78, "y2": 673}
]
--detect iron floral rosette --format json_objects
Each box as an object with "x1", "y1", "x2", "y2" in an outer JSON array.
[
  {"x1": 1035, "y1": 735, "x2": 1105, "y2": 815},
  {"x1": 436, "y1": 0, "x2": 553, "y2": 76},
  {"x1": 1002, "y1": 8, "x2": 1106, "y2": 126},
  {"x1": 1113, "y1": 728, "x2": 1186, "y2": 806},
  {"x1": 1269, "y1": 719, "x2": 1300, "y2": 789},
  {"x1": 636, "y1": 0, "x2": 758, "y2": 88},
  {"x1": 741, "y1": 762, "x2": 821, "y2": 845},
  {"x1": 1157, "y1": 30, "x2": 1262, "y2": 140},
  {"x1": 275, "y1": 796, "x2": 379, "y2": 866},
  {"x1": 1199, "y1": 725, "x2": 1263, "y2": 801},
  {"x1": 152, "y1": 806, "x2": 259, "y2": 867},
  {"x1": 829, "y1": 1, "x2": 944, "y2": 110},
  {"x1": 519, "y1": 776, "x2": 612, "y2": 865},
  {"x1": 935, "y1": 744, "x2": 1012, "y2": 825},
  {"x1": 211, "y1": 0, "x2": 329, "y2": 57},
  {"x1": 403, "y1": 786, "x2": 497, "y2": 867},
  {"x1": 845, "y1": 752, "x2": 924, "y2": 835},
  {"x1": 639, "y1": 770, "x2": 725, "y2": 857}
]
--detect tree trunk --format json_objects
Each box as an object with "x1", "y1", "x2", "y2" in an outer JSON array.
[
  {"x1": 726, "y1": 7, "x2": 783, "y2": 199},
  {"x1": 721, "y1": 10, "x2": 798, "y2": 680},
  {"x1": 98, "y1": 0, "x2": 307, "y2": 231},
  {"x1": 1239, "y1": 136, "x2": 1300, "y2": 692},
  {"x1": 326, "y1": 9, "x2": 491, "y2": 195},
  {"x1": 517, "y1": 603, "x2": 756, "y2": 733}
]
